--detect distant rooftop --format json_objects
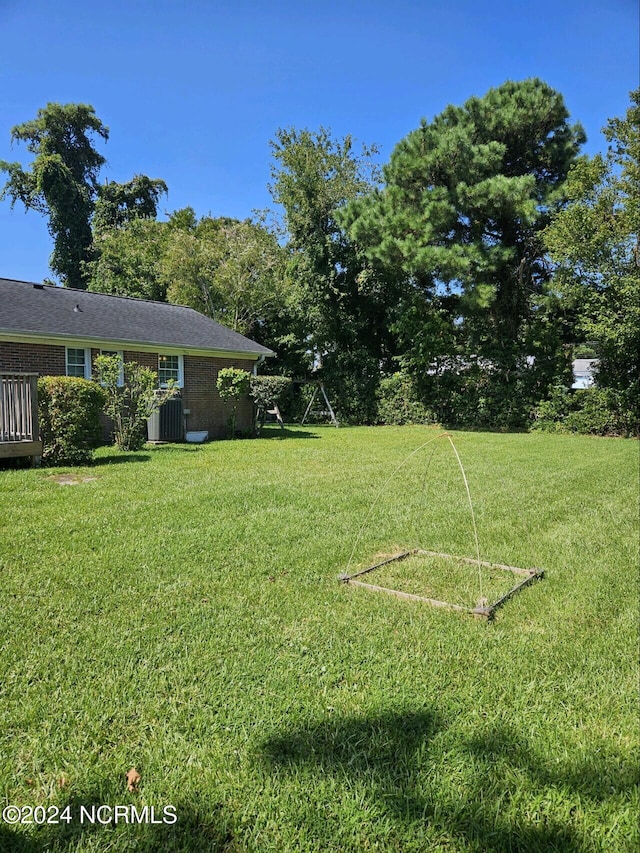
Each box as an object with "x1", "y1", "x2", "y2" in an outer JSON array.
[{"x1": 572, "y1": 358, "x2": 597, "y2": 390}]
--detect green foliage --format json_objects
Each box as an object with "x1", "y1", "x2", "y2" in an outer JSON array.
[
  {"x1": 93, "y1": 354, "x2": 176, "y2": 451},
  {"x1": 216, "y1": 367, "x2": 251, "y2": 402},
  {"x1": 165, "y1": 214, "x2": 288, "y2": 337},
  {"x1": 416, "y1": 363, "x2": 532, "y2": 431},
  {"x1": 376, "y1": 372, "x2": 436, "y2": 426},
  {"x1": 86, "y1": 218, "x2": 169, "y2": 300},
  {"x1": 270, "y1": 128, "x2": 395, "y2": 420},
  {"x1": 216, "y1": 367, "x2": 251, "y2": 438},
  {"x1": 250, "y1": 375, "x2": 293, "y2": 432},
  {"x1": 37, "y1": 376, "x2": 105, "y2": 465},
  {"x1": 92, "y1": 175, "x2": 167, "y2": 236},
  {"x1": 543, "y1": 89, "x2": 640, "y2": 425},
  {"x1": 1, "y1": 103, "x2": 108, "y2": 288},
  {"x1": 86, "y1": 208, "x2": 294, "y2": 350},
  {"x1": 573, "y1": 343, "x2": 598, "y2": 358},
  {"x1": 322, "y1": 347, "x2": 381, "y2": 425},
  {"x1": 249, "y1": 375, "x2": 292, "y2": 410},
  {"x1": 343, "y1": 79, "x2": 584, "y2": 423},
  {"x1": 532, "y1": 385, "x2": 637, "y2": 436},
  {"x1": 1, "y1": 102, "x2": 169, "y2": 289}
]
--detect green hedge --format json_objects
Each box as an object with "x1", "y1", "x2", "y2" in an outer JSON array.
[
  {"x1": 376, "y1": 372, "x2": 436, "y2": 426},
  {"x1": 38, "y1": 377, "x2": 105, "y2": 465},
  {"x1": 249, "y1": 375, "x2": 292, "y2": 410},
  {"x1": 532, "y1": 386, "x2": 637, "y2": 437}
]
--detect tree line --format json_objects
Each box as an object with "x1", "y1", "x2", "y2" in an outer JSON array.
[{"x1": 2, "y1": 80, "x2": 637, "y2": 434}]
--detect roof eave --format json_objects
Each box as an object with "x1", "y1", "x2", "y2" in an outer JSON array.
[{"x1": 0, "y1": 330, "x2": 275, "y2": 360}]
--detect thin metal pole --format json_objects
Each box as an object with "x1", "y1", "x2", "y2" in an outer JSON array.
[
  {"x1": 320, "y1": 383, "x2": 338, "y2": 426},
  {"x1": 301, "y1": 385, "x2": 318, "y2": 425}
]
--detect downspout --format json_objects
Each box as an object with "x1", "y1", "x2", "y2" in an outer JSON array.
[
  {"x1": 253, "y1": 355, "x2": 266, "y2": 376},
  {"x1": 252, "y1": 355, "x2": 266, "y2": 434}
]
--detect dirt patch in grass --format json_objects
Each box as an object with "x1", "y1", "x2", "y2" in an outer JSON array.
[{"x1": 50, "y1": 475, "x2": 98, "y2": 486}]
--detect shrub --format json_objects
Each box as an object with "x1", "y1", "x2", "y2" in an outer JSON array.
[
  {"x1": 530, "y1": 385, "x2": 572, "y2": 433},
  {"x1": 250, "y1": 375, "x2": 292, "y2": 431},
  {"x1": 532, "y1": 386, "x2": 637, "y2": 436},
  {"x1": 376, "y1": 372, "x2": 436, "y2": 426},
  {"x1": 37, "y1": 377, "x2": 105, "y2": 465},
  {"x1": 93, "y1": 355, "x2": 177, "y2": 451},
  {"x1": 216, "y1": 367, "x2": 251, "y2": 438},
  {"x1": 322, "y1": 348, "x2": 380, "y2": 425},
  {"x1": 565, "y1": 389, "x2": 636, "y2": 436},
  {"x1": 249, "y1": 375, "x2": 292, "y2": 411}
]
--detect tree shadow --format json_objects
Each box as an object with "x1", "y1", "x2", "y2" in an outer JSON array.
[
  {"x1": 0, "y1": 791, "x2": 234, "y2": 852},
  {"x1": 465, "y1": 725, "x2": 639, "y2": 802},
  {"x1": 261, "y1": 709, "x2": 637, "y2": 852},
  {"x1": 146, "y1": 443, "x2": 203, "y2": 453},
  {"x1": 91, "y1": 452, "x2": 152, "y2": 466},
  {"x1": 258, "y1": 425, "x2": 320, "y2": 440}
]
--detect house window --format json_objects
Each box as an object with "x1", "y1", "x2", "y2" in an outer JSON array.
[
  {"x1": 100, "y1": 350, "x2": 124, "y2": 386},
  {"x1": 158, "y1": 354, "x2": 183, "y2": 387},
  {"x1": 66, "y1": 347, "x2": 91, "y2": 379}
]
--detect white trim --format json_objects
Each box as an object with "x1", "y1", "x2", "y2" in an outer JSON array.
[
  {"x1": 158, "y1": 353, "x2": 184, "y2": 388},
  {"x1": 0, "y1": 330, "x2": 273, "y2": 360},
  {"x1": 65, "y1": 346, "x2": 91, "y2": 379}
]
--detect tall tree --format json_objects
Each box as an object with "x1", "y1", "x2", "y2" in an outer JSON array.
[
  {"x1": 164, "y1": 215, "x2": 288, "y2": 336},
  {"x1": 1, "y1": 103, "x2": 109, "y2": 288},
  {"x1": 92, "y1": 175, "x2": 168, "y2": 235},
  {"x1": 269, "y1": 128, "x2": 394, "y2": 421},
  {"x1": 544, "y1": 90, "x2": 640, "y2": 427},
  {"x1": 85, "y1": 218, "x2": 169, "y2": 301},
  {"x1": 343, "y1": 79, "x2": 585, "y2": 426},
  {"x1": 85, "y1": 208, "x2": 298, "y2": 359},
  {"x1": 1, "y1": 103, "x2": 169, "y2": 289}
]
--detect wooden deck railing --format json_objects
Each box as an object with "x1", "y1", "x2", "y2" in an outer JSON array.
[{"x1": 0, "y1": 372, "x2": 42, "y2": 461}]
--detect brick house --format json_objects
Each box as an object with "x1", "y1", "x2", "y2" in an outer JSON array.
[{"x1": 0, "y1": 277, "x2": 274, "y2": 440}]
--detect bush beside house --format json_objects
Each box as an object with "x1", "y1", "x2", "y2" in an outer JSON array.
[
  {"x1": 93, "y1": 354, "x2": 177, "y2": 451},
  {"x1": 216, "y1": 367, "x2": 251, "y2": 438},
  {"x1": 37, "y1": 377, "x2": 105, "y2": 465}
]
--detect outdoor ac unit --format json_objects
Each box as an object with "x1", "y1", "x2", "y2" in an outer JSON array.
[{"x1": 147, "y1": 395, "x2": 184, "y2": 442}]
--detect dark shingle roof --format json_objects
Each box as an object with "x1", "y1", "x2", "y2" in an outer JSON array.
[{"x1": 0, "y1": 278, "x2": 274, "y2": 357}]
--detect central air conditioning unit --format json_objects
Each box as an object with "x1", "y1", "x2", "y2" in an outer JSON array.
[{"x1": 147, "y1": 393, "x2": 184, "y2": 442}]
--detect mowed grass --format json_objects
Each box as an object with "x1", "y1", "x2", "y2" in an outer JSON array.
[
  {"x1": 0, "y1": 426, "x2": 638, "y2": 852},
  {"x1": 353, "y1": 552, "x2": 527, "y2": 611}
]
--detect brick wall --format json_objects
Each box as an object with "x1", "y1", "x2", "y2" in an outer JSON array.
[
  {"x1": 0, "y1": 341, "x2": 256, "y2": 441},
  {"x1": 0, "y1": 342, "x2": 66, "y2": 375},
  {"x1": 183, "y1": 355, "x2": 254, "y2": 439}
]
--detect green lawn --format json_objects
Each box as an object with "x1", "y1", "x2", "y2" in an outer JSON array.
[{"x1": 0, "y1": 426, "x2": 638, "y2": 852}]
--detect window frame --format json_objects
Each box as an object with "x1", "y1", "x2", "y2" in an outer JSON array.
[
  {"x1": 65, "y1": 347, "x2": 92, "y2": 379},
  {"x1": 158, "y1": 353, "x2": 184, "y2": 388}
]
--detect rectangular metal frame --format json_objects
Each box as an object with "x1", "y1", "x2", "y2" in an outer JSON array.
[{"x1": 339, "y1": 549, "x2": 544, "y2": 620}]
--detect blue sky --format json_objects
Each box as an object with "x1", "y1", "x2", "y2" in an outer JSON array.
[{"x1": 1, "y1": 0, "x2": 637, "y2": 285}]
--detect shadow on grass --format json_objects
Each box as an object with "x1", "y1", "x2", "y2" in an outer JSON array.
[
  {"x1": 91, "y1": 452, "x2": 152, "y2": 466},
  {"x1": 145, "y1": 443, "x2": 202, "y2": 453},
  {"x1": 258, "y1": 425, "x2": 320, "y2": 440},
  {"x1": 261, "y1": 710, "x2": 637, "y2": 852},
  {"x1": 465, "y1": 724, "x2": 640, "y2": 801},
  {"x1": 0, "y1": 793, "x2": 234, "y2": 853}
]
